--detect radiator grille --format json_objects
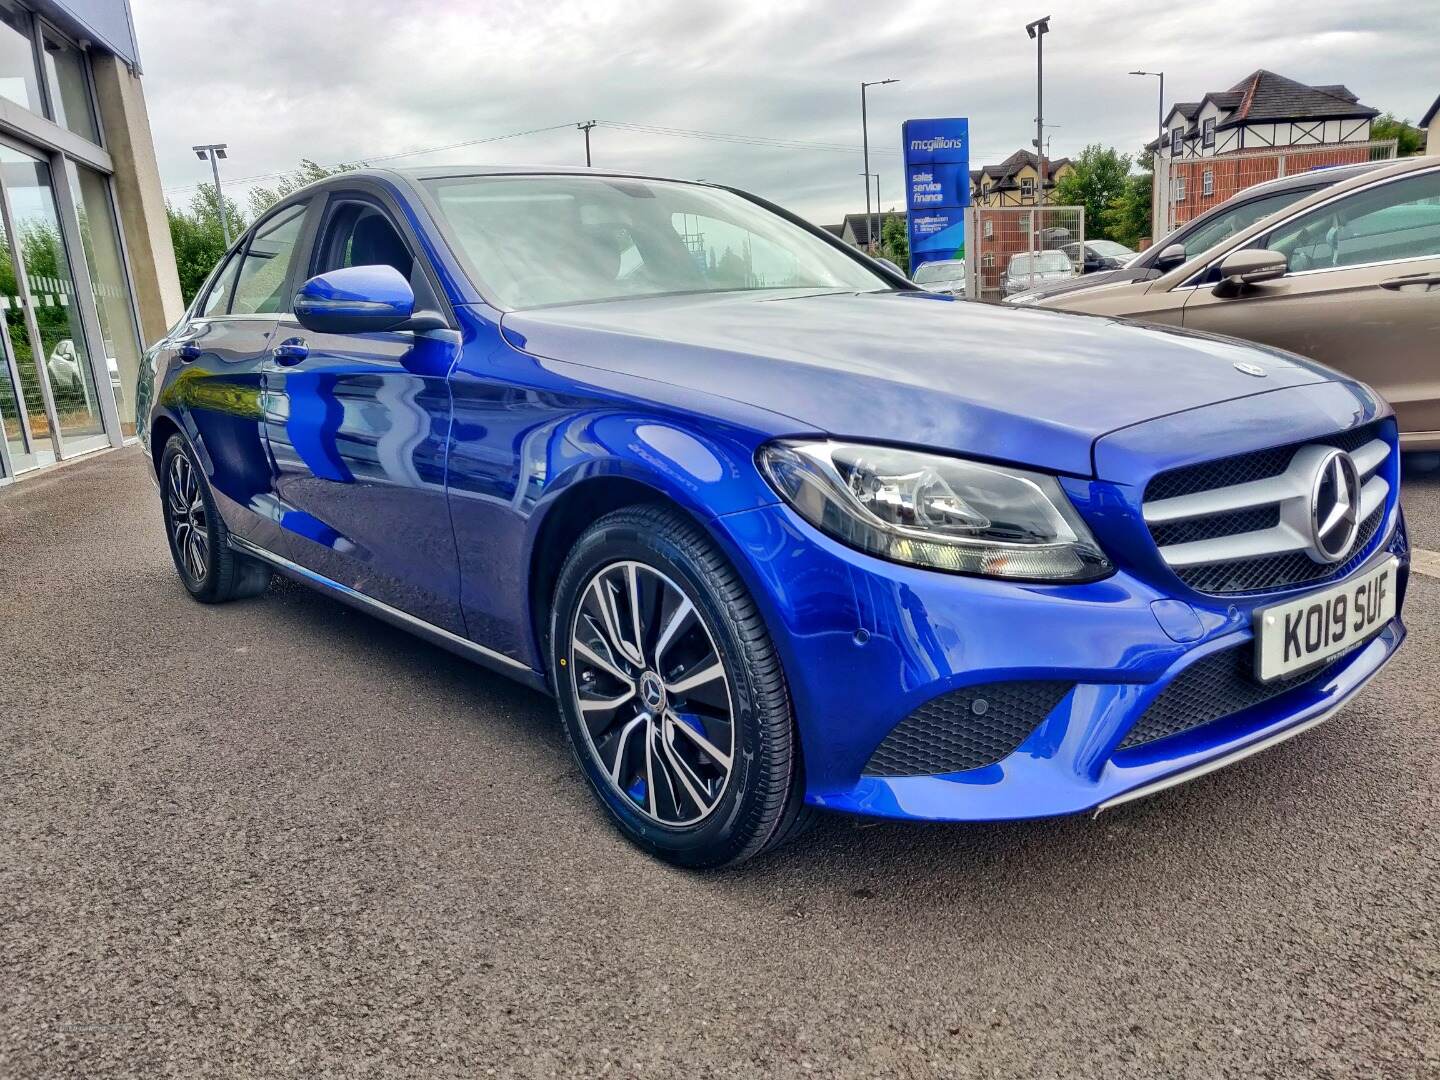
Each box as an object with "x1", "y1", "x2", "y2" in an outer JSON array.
[
  {"x1": 1142, "y1": 423, "x2": 1392, "y2": 597},
  {"x1": 863, "y1": 681, "x2": 1073, "y2": 776}
]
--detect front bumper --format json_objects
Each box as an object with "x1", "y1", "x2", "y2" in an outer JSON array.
[{"x1": 711, "y1": 500, "x2": 1409, "y2": 823}]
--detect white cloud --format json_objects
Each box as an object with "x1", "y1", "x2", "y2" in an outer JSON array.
[{"x1": 135, "y1": 0, "x2": 1433, "y2": 224}]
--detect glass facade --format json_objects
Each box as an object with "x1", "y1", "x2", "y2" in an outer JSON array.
[
  {"x1": 41, "y1": 30, "x2": 98, "y2": 143},
  {"x1": 0, "y1": 3, "x2": 148, "y2": 483},
  {"x1": 69, "y1": 161, "x2": 141, "y2": 432},
  {"x1": 0, "y1": 4, "x2": 41, "y2": 114}
]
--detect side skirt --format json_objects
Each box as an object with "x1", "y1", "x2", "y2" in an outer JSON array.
[{"x1": 228, "y1": 535, "x2": 550, "y2": 694}]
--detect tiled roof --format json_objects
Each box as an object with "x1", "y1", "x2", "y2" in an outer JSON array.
[
  {"x1": 974, "y1": 150, "x2": 1071, "y2": 188},
  {"x1": 840, "y1": 211, "x2": 905, "y2": 246},
  {"x1": 1423, "y1": 93, "x2": 1440, "y2": 128},
  {"x1": 1222, "y1": 70, "x2": 1377, "y2": 124}
]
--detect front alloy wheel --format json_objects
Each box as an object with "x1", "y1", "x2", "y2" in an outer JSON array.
[
  {"x1": 166, "y1": 450, "x2": 209, "y2": 584},
  {"x1": 569, "y1": 560, "x2": 735, "y2": 826},
  {"x1": 551, "y1": 505, "x2": 812, "y2": 868}
]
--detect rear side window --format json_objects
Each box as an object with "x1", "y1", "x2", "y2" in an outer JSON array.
[
  {"x1": 1262, "y1": 170, "x2": 1440, "y2": 272},
  {"x1": 198, "y1": 252, "x2": 241, "y2": 317},
  {"x1": 231, "y1": 203, "x2": 308, "y2": 315}
]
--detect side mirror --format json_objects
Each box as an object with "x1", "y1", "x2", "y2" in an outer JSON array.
[
  {"x1": 1213, "y1": 248, "x2": 1287, "y2": 296},
  {"x1": 1154, "y1": 243, "x2": 1188, "y2": 271},
  {"x1": 293, "y1": 265, "x2": 447, "y2": 334}
]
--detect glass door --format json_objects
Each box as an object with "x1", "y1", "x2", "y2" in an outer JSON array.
[{"x1": 0, "y1": 143, "x2": 107, "y2": 457}]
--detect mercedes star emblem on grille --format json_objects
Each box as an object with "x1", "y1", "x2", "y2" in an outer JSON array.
[{"x1": 1309, "y1": 449, "x2": 1362, "y2": 563}]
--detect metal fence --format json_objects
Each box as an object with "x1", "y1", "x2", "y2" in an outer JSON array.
[
  {"x1": 1152, "y1": 138, "x2": 1398, "y2": 238},
  {"x1": 964, "y1": 204, "x2": 1085, "y2": 301}
]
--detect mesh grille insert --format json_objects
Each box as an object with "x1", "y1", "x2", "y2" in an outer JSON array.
[
  {"x1": 1117, "y1": 641, "x2": 1346, "y2": 751},
  {"x1": 864, "y1": 681, "x2": 1073, "y2": 777}
]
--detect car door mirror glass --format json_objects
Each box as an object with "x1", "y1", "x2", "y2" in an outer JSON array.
[
  {"x1": 294, "y1": 264, "x2": 421, "y2": 334},
  {"x1": 1212, "y1": 248, "x2": 1287, "y2": 296},
  {"x1": 1154, "y1": 243, "x2": 1187, "y2": 271}
]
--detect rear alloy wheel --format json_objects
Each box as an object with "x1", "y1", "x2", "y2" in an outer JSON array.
[
  {"x1": 550, "y1": 505, "x2": 812, "y2": 868},
  {"x1": 159, "y1": 434, "x2": 272, "y2": 604}
]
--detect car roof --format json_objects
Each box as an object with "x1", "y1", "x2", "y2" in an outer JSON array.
[{"x1": 1154, "y1": 153, "x2": 1440, "y2": 288}]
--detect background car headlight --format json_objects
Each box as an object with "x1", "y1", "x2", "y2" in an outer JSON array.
[{"x1": 758, "y1": 441, "x2": 1112, "y2": 581}]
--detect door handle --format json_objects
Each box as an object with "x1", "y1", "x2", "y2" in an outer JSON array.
[
  {"x1": 1379, "y1": 272, "x2": 1440, "y2": 290},
  {"x1": 177, "y1": 342, "x2": 201, "y2": 362},
  {"x1": 272, "y1": 338, "x2": 309, "y2": 366}
]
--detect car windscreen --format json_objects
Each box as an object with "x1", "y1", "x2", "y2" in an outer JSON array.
[
  {"x1": 913, "y1": 260, "x2": 962, "y2": 284},
  {"x1": 425, "y1": 175, "x2": 889, "y2": 309},
  {"x1": 1009, "y1": 251, "x2": 1071, "y2": 275},
  {"x1": 1087, "y1": 240, "x2": 1132, "y2": 257}
]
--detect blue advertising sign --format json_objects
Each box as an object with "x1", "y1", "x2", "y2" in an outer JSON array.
[{"x1": 902, "y1": 118, "x2": 969, "y2": 276}]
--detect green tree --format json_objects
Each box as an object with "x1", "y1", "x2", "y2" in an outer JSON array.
[
  {"x1": 1054, "y1": 144, "x2": 1133, "y2": 243},
  {"x1": 168, "y1": 183, "x2": 247, "y2": 304},
  {"x1": 880, "y1": 212, "x2": 909, "y2": 268},
  {"x1": 1101, "y1": 148, "x2": 1155, "y2": 251},
  {"x1": 1371, "y1": 113, "x2": 1424, "y2": 156},
  {"x1": 167, "y1": 159, "x2": 368, "y2": 305},
  {"x1": 246, "y1": 158, "x2": 364, "y2": 218}
]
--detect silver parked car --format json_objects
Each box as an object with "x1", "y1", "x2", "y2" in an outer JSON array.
[
  {"x1": 1003, "y1": 250, "x2": 1075, "y2": 296},
  {"x1": 911, "y1": 258, "x2": 965, "y2": 296}
]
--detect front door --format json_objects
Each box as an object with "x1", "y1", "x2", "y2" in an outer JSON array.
[
  {"x1": 1182, "y1": 166, "x2": 1440, "y2": 439},
  {"x1": 262, "y1": 192, "x2": 464, "y2": 634}
]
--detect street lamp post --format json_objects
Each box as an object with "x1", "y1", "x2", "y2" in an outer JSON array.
[
  {"x1": 192, "y1": 143, "x2": 231, "y2": 247},
  {"x1": 1025, "y1": 17, "x2": 1050, "y2": 206},
  {"x1": 1129, "y1": 70, "x2": 1165, "y2": 144},
  {"x1": 861, "y1": 78, "x2": 898, "y2": 254}
]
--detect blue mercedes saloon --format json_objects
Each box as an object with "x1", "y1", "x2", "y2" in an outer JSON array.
[{"x1": 137, "y1": 167, "x2": 1409, "y2": 867}]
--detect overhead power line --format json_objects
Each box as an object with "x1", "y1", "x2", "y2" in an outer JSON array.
[{"x1": 597, "y1": 120, "x2": 902, "y2": 156}]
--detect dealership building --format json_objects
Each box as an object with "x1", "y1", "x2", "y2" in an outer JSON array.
[{"x1": 0, "y1": 0, "x2": 179, "y2": 486}]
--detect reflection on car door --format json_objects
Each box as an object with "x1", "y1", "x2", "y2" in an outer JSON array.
[
  {"x1": 262, "y1": 191, "x2": 465, "y2": 634},
  {"x1": 1181, "y1": 167, "x2": 1440, "y2": 440},
  {"x1": 164, "y1": 222, "x2": 289, "y2": 545}
]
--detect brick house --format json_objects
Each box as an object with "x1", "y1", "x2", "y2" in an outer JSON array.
[{"x1": 1151, "y1": 70, "x2": 1380, "y2": 227}]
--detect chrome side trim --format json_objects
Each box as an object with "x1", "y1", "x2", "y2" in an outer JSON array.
[
  {"x1": 228, "y1": 535, "x2": 540, "y2": 680},
  {"x1": 1094, "y1": 702, "x2": 1342, "y2": 816}
]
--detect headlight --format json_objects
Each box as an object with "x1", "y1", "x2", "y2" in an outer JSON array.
[
  {"x1": 758, "y1": 441, "x2": 1112, "y2": 582},
  {"x1": 1006, "y1": 292, "x2": 1041, "y2": 306}
]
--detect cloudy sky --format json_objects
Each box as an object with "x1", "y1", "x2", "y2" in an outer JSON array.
[{"x1": 136, "y1": 0, "x2": 1431, "y2": 225}]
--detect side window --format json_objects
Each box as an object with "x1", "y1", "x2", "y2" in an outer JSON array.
[
  {"x1": 672, "y1": 212, "x2": 803, "y2": 288},
  {"x1": 231, "y1": 203, "x2": 308, "y2": 316},
  {"x1": 198, "y1": 251, "x2": 241, "y2": 317},
  {"x1": 313, "y1": 201, "x2": 414, "y2": 279},
  {"x1": 1179, "y1": 190, "x2": 1308, "y2": 259},
  {"x1": 1262, "y1": 170, "x2": 1440, "y2": 273}
]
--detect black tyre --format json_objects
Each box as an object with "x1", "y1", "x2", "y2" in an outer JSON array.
[
  {"x1": 550, "y1": 504, "x2": 810, "y2": 868},
  {"x1": 159, "y1": 434, "x2": 272, "y2": 604}
]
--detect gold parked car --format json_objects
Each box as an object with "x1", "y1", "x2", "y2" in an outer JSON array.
[{"x1": 1033, "y1": 156, "x2": 1440, "y2": 450}]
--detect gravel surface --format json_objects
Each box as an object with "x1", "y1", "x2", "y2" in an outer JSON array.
[{"x1": 3, "y1": 447, "x2": 1437, "y2": 1078}]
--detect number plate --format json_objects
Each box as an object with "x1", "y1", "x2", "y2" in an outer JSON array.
[{"x1": 1254, "y1": 557, "x2": 1398, "y2": 682}]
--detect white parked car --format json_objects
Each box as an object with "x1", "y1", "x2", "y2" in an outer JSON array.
[
  {"x1": 911, "y1": 258, "x2": 965, "y2": 296},
  {"x1": 1003, "y1": 250, "x2": 1075, "y2": 296}
]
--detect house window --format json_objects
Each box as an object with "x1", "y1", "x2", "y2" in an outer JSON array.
[
  {"x1": 982, "y1": 253, "x2": 995, "y2": 268},
  {"x1": 1174, "y1": 176, "x2": 1187, "y2": 202},
  {"x1": 1021, "y1": 177, "x2": 1035, "y2": 200},
  {"x1": 1202, "y1": 170, "x2": 1214, "y2": 197},
  {"x1": 1202, "y1": 118, "x2": 1215, "y2": 148},
  {"x1": 1171, "y1": 128, "x2": 1182, "y2": 156},
  {"x1": 983, "y1": 218, "x2": 993, "y2": 239}
]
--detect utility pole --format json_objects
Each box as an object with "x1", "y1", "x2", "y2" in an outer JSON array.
[
  {"x1": 192, "y1": 143, "x2": 231, "y2": 247},
  {"x1": 860, "y1": 78, "x2": 898, "y2": 254},
  {"x1": 577, "y1": 121, "x2": 597, "y2": 167},
  {"x1": 1025, "y1": 17, "x2": 1051, "y2": 206}
]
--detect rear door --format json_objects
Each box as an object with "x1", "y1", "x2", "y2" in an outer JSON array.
[
  {"x1": 262, "y1": 187, "x2": 464, "y2": 634},
  {"x1": 1181, "y1": 166, "x2": 1440, "y2": 439},
  {"x1": 164, "y1": 203, "x2": 308, "y2": 543}
]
